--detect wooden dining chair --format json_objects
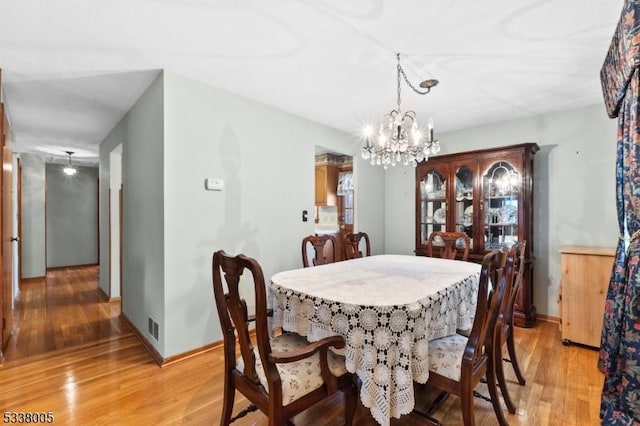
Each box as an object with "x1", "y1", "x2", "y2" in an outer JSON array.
[
  {"x1": 414, "y1": 249, "x2": 509, "y2": 426},
  {"x1": 493, "y1": 241, "x2": 527, "y2": 414},
  {"x1": 426, "y1": 231, "x2": 471, "y2": 261},
  {"x1": 301, "y1": 234, "x2": 337, "y2": 267},
  {"x1": 344, "y1": 232, "x2": 371, "y2": 260},
  {"x1": 212, "y1": 250, "x2": 356, "y2": 426}
]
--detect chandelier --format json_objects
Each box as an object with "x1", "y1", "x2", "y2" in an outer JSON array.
[
  {"x1": 361, "y1": 53, "x2": 440, "y2": 169},
  {"x1": 63, "y1": 151, "x2": 77, "y2": 176}
]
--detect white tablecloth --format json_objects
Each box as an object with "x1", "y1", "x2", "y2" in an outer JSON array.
[{"x1": 269, "y1": 254, "x2": 481, "y2": 426}]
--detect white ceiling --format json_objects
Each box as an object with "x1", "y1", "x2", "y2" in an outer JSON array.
[{"x1": 0, "y1": 1, "x2": 623, "y2": 167}]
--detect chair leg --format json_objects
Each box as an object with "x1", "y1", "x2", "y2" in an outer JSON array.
[
  {"x1": 486, "y1": 362, "x2": 509, "y2": 426},
  {"x1": 506, "y1": 333, "x2": 526, "y2": 385},
  {"x1": 220, "y1": 379, "x2": 235, "y2": 426},
  {"x1": 229, "y1": 404, "x2": 258, "y2": 423},
  {"x1": 411, "y1": 409, "x2": 442, "y2": 426},
  {"x1": 343, "y1": 382, "x2": 357, "y2": 426},
  {"x1": 411, "y1": 385, "x2": 444, "y2": 425},
  {"x1": 269, "y1": 410, "x2": 285, "y2": 426},
  {"x1": 426, "y1": 391, "x2": 450, "y2": 417},
  {"x1": 460, "y1": 388, "x2": 476, "y2": 426},
  {"x1": 495, "y1": 348, "x2": 516, "y2": 414}
]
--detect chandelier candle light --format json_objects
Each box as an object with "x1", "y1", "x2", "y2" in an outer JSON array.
[{"x1": 361, "y1": 53, "x2": 440, "y2": 168}]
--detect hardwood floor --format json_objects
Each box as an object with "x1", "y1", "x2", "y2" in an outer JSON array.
[
  {"x1": 0, "y1": 266, "x2": 604, "y2": 425},
  {"x1": 3, "y1": 266, "x2": 128, "y2": 361}
]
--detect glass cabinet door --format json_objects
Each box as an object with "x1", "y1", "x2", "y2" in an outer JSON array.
[
  {"x1": 453, "y1": 165, "x2": 474, "y2": 250},
  {"x1": 419, "y1": 170, "x2": 447, "y2": 245},
  {"x1": 483, "y1": 161, "x2": 520, "y2": 250}
]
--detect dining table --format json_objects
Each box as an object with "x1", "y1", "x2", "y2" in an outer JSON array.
[{"x1": 269, "y1": 254, "x2": 482, "y2": 426}]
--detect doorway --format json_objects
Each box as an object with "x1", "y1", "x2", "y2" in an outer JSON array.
[
  {"x1": 313, "y1": 147, "x2": 353, "y2": 261},
  {"x1": 109, "y1": 145, "x2": 122, "y2": 301}
]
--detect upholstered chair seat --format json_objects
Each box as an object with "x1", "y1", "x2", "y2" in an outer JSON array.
[
  {"x1": 427, "y1": 334, "x2": 469, "y2": 381},
  {"x1": 236, "y1": 332, "x2": 348, "y2": 406}
]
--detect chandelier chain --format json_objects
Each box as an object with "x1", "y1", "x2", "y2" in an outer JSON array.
[
  {"x1": 396, "y1": 56, "x2": 402, "y2": 110},
  {"x1": 398, "y1": 61, "x2": 432, "y2": 95}
]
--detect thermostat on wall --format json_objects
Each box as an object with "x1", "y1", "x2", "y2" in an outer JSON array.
[{"x1": 205, "y1": 178, "x2": 224, "y2": 191}]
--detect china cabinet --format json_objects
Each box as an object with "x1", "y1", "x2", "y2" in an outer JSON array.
[{"x1": 415, "y1": 143, "x2": 539, "y2": 327}]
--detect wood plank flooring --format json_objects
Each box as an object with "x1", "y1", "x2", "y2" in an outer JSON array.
[
  {"x1": 0, "y1": 266, "x2": 604, "y2": 425},
  {"x1": 3, "y1": 266, "x2": 128, "y2": 361}
]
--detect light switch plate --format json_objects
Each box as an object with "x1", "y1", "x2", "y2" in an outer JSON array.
[{"x1": 205, "y1": 178, "x2": 224, "y2": 191}]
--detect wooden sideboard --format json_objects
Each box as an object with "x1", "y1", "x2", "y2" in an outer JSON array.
[{"x1": 559, "y1": 246, "x2": 615, "y2": 348}]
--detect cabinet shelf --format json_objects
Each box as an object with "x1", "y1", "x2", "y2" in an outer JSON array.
[
  {"x1": 485, "y1": 195, "x2": 518, "y2": 200},
  {"x1": 486, "y1": 242, "x2": 517, "y2": 250}
]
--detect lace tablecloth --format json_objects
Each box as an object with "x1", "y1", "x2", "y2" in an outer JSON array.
[{"x1": 269, "y1": 254, "x2": 481, "y2": 426}]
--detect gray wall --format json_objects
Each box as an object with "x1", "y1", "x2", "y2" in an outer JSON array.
[
  {"x1": 20, "y1": 153, "x2": 46, "y2": 278},
  {"x1": 384, "y1": 103, "x2": 618, "y2": 318},
  {"x1": 45, "y1": 164, "x2": 98, "y2": 268},
  {"x1": 99, "y1": 74, "x2": 165, "y2": 356},
  {"x1": 97, "y1": 70, "x2": 386, "y2": 358},
  {"x1": 123, "y1": 73, "x2": 166, "y2": 353},
  {"x1": 355, "y1": 154, "x2": 385, "y2": 254},
  {"x1": 161, "y1": 71, "x2": 373, "y2": 357}
]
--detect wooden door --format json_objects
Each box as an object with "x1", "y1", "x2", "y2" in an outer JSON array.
[
  {"x1": 337, "y1": 193, "x2": 352, "y2": 259},
  {"x1": 337, "y1": 166, "x2": 353, "y2": 259},
  {"x1": 0, "y1": 73, "x2": 13, "y2": 352},
  {"x1": 119, "y1": 186, "x2": 123, "y2": 300},
  {"x1": 17, "y1": 158, "x2": 21, "y2": 281},
  {"x1": 2, "y1": 110, "x2": 12, "y2": 350}
]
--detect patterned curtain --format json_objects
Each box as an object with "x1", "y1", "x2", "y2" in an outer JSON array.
[{"x1": 600, "y1": 1, "x2": 640, "y2": 423}]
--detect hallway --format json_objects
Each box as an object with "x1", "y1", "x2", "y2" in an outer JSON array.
[{"x1": 3, "y1": 266, "x2": 128, "y2": 362}]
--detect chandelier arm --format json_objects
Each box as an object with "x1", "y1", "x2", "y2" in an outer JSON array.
[{"x1": 398, "y1": 64, "x2": 432, "y2": 95}]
